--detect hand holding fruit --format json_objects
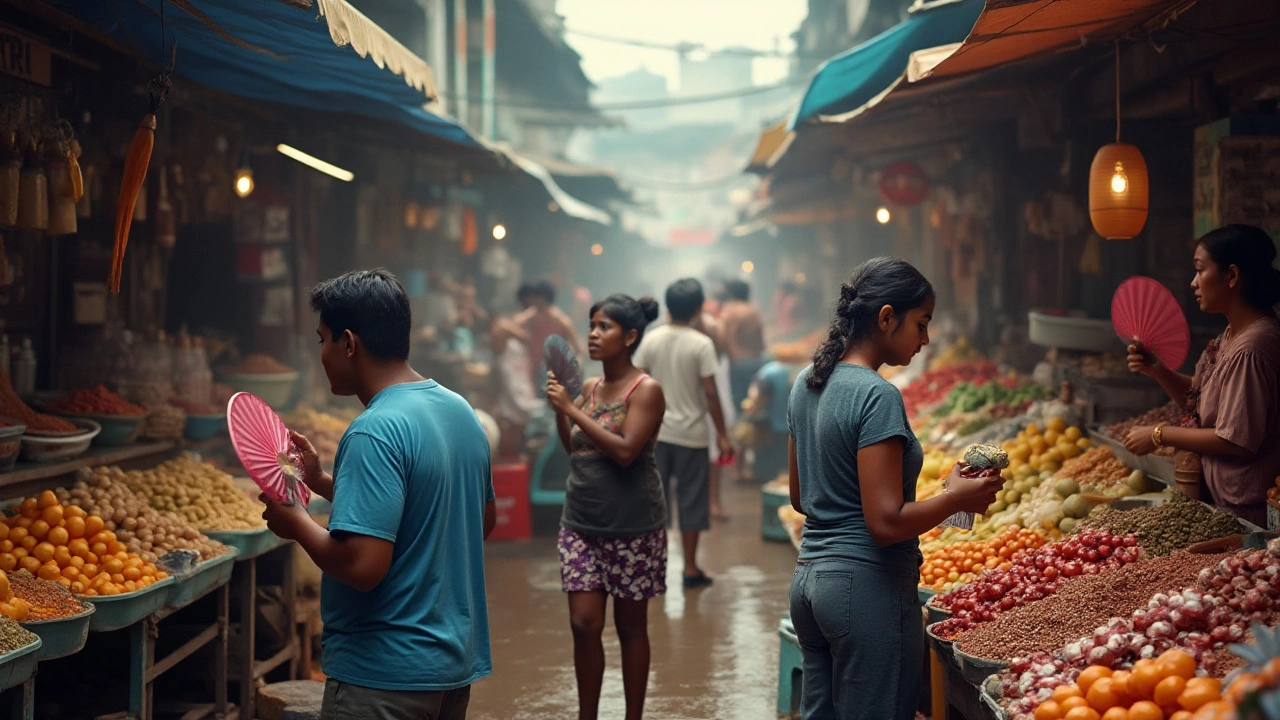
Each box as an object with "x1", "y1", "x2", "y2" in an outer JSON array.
[
  {"x1": 944, "y1": 463, "x2": 1004, "y2": 514},
  {"x1": 1127, "y1": 342, "x2": 1160, "y2": 376}
]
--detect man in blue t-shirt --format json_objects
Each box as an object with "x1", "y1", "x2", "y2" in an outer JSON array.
[{"x1": 261, "y1": 269, "x2": 496, "y2": 720}]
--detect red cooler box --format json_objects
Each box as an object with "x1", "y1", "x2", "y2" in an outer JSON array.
[{"x1": 490, "y1": 462, "x2": 532, "y2": 541}]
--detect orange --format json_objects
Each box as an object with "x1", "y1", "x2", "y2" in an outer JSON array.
[
  {"x1": 19, "y1": 498, "x2": 38, "y2": 519},
  {"x1": 40, "y1": 504, "x2": 63, "y2": 526},
  {"x1": 1177, "y1": 683, "x2": 1222, "y2": 712},
  {"x1": 1087, "y1": 678, "x2": 1123, "y2": 712},
  {"x1": 104, "y1": 558, "x2": 125, "y2": 574},
  {"x1": 1153, "y1": 676, "x2": 1187, "y2": 708},
  {"x1": 65, "y1": 516, "x2": 86, "y2": 540},
  {"x1": 32, "y1": 542, "x2": 55, "y2": 564},
  {"x1": 0, "y1": 523, "x2": 10, "y2": 542},
  {"x1": 1053, "y1": 686, "x2": 1085, "y2": 704},
  {"x1": 37, "y1": 563, "x2": 61, "y2": 582},
  {"x1": 12, "y1": 547, "x2": 27, "y2": 562},
  {"x1": 20, "y1": 536, "x2": 36, "y2": 552},
  {"x1": 12, "y1": 516, "x2": 32, "y2": 530},
  {"x1": 1101, "y1": 708, "x2": 1129, "y2": 720},
  {"x1": 1184, "y1": 678, "x2": 1221, "y2": 693},
  {"x1": 53, "y1": 547, "x2": 72, "y2": 567},
  {"x1": 1035, "y1": 700, "x2": 1064, "y2": 720},
  {"x1": 1159, "y1": 650, "x2": 1197, "y2": 681},
  {"x1": 84, "y1": 516, "x2": 105, "y2": 537},
  {"x1": 1169, "y1": 711, "x2": 1191, "y2": 720},
  {"x1": 1062, "y1": 697, "x2": 1091, "y2": 713},
  {"x1": 122, "y1": 566, "x2": 141, "y2": 582},
  {"x1": 1131, "y1": 660, "x2": 1163, "y2": 700},
  {"x1": 29, "y1": 520, "x2": 49, "y2": 540},
  {"x1": 36, "y1": 490, "x2": 58, "y2": 510},
  {"x1": 60, "y1": 566, "x2": 79, "y2": 581},
  {"x1": 20, "y1": 556, "x2": 42, "y2": 575},
  {"x1": 1127, "y1": 701, "x2": 1164, "y2": 720},
  {"x1": 69, "y1": 581, "x2": 84, "y2": 595},
  {"x1": 110, "y1": 573, "x2": 125, "y2": 584},
  {"x1": 90, "y1": 543, "x2": 108, "y2": 558},
  {"x1": 1064, "y1": 708, "x2": 1101, "y2": 720},
  {"x1": 1078, "y1": 666, "x2": 1113, "y2": 696},
  {"x1": 82, "y1": 564, "x2": 98, "y2": 579},
  {"x1": 1110, "y1": 671, "x2": 1134, "y2": 703},
  {"x1": 8, "y1": 527, "x2": 27, "y2": 545},
  {"x1": 47, "y1": 527, "x2": 68, "y2": 547},
  {"x1": 69, "y1": 556, "x2": 83, "y2": 570},
  {"x1": 0, "y1": 554, "x2": 15, "y2": 573},
  {"x1": 68, "y1": 539, "x2": 89, "y2": 558},
  {"x1": 107, "y1": 542, "x2": 127, "y2": 556},
  {"x1": 64, "y1": 505, "x2": 85, "y2": 519}
]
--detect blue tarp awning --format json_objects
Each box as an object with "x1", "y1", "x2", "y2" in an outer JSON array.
[
  {"x1": 46, "y1": 0, "x2": 482, "y2": 150},
  {"x1": 790, "y1": 0, "x2": 983, "y2": 128}
]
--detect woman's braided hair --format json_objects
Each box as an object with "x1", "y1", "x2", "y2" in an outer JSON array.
[{"x1": 807, "y1": 257, "x2": 934, "y2": 391}]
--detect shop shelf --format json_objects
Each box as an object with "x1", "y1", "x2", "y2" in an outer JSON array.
[
  {"x1": 0, "y1": 636, "x2": 41, "y2": 691},
  {"x1": 205, "y1": 527, "x2": 285, "y2": 560},
  {"x1": 84, "y1": 576, "x2": 175, "y2": 632},
  {"x1": 167, "y1": 549, "x2": 239, "y2": 608},
  {"x1": 23, "y1": 602, "x2": 95, "y2": 660}
]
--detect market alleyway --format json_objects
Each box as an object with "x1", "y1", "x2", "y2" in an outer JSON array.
[{"x1": 470, "y1": 480, "x2": 798, "y2": 720}]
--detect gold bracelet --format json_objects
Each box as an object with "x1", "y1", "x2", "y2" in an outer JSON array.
[{"x1": 1152, "y1": 425, "x2": 1165, "y2": 449}]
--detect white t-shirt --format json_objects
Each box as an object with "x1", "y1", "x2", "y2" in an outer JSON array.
[{"x1": 634, "y1": 324, "x2": 718, "y2": 449}]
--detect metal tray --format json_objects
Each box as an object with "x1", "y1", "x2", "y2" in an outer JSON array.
[
  {"x1": 1089, "y1": 428, "x2": 1175, "y2": 486},
  {"x1": 953, "y1": 643, "x2": 1010, "y2": 686},
  {"x1": 204, "y1": 527, "x2": 284, "y2": 560},
  {"x1": 83, "y1": 576, "x2": 175, "y2": 632},
  {"x1": 0, "y1": 636, "x2": 41, "y2": 691},
  {"x1": 167, "y1": 549, "x2": 238, "y2": 608},
  {"x1": 23, "y1": 603, "x2": 95, "y2": 660}
]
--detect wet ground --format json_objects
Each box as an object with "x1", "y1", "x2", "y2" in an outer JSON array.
[{"x1": 471, "y1": 479, "x2": 798, "y2": 720}]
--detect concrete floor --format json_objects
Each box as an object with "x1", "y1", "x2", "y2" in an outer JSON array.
[{"x1": 470, "y1": 480, "x2": 798, "y2": 720}]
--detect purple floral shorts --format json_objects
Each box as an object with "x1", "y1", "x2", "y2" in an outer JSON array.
[{"x1": 557, "y1": 527, "x2": 668, "y2": 601}]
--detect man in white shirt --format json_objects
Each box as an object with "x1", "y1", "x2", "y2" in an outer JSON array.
[{"x1": 634, "y1": 278, "x2": 734, "y2": 589}]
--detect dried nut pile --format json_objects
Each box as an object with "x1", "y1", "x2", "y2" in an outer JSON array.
[
  {"x1": 1054, "y1": 447, "x2": 1132, "y2": 489},
  {"x1": 284, "y1": 408, "x2": 349, "y2": 462},
  {"x1": 1086, "y1": 494, "x2": 1245, "y2": 557},
  {"x1": 139, "y1": 404, "x2": 186, "y2": 440},
  {"x1": 1108, "y1": 403, "x2": 1182, "y2": 458},
  {"x1": 6, "y1": 570, "x2": 87, "y2": 620},
  {"x1": 64, "y1": 467, "x2": 227, "y2": 562},
  {"x1": 0, "y1": 617, "x2": 37, "y2": 653},
  {"x1": 955, "y1": 551, "x2": 1227, "y2": 661},
  {"x1": 118, "y1": 454, "x2": 265, "y2": 531}
]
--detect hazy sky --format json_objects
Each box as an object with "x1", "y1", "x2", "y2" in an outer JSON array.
[{"x1": 556, "y1": 0, "x2": 808, "y2": 89}]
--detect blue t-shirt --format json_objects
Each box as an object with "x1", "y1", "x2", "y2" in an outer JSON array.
[
  {"x1": 756, "y1": 361, "x2": 798, "y2": 434},
  {"x1": 787, "y1": 364, "x2": 923, "y2": 569},
  {"x1": 321, "y1": 380, "x2": 495, "y2": 691}
]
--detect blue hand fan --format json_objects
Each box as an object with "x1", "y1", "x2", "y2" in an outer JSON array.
[{"x1": 543, "y1": 335, "x2": 583, "y2": 400}]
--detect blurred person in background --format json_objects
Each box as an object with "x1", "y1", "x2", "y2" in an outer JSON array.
[
  {"x1": 515, "y1": 280, "x2": 584, "y2": 381},
  {"x1": 489, "y1": 315, "x2": 538, "y2": 458},
  {"x1": 547, "y1": 294, "x2": 667, "y2": 720},
  {"x1": 693, "y1": 298, "x2": 734, "y2": 520},
  {"x1": 634, "y1": 279, "x2": 733, "y2": 589}
]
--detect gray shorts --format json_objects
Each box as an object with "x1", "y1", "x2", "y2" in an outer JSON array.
[
  {"x1": 321, "y1": 679, "x2": 471, "y2": 720},
  {"x1": 656, "y1": 442, "x2": 711, "y2": 531}
]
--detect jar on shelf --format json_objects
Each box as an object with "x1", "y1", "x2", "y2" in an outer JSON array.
[
  {"x1": 15, "y1": 164, "x2": 46, "y2": 231},
  {"x1": 0, "y1": 141, "x2": 20, "y2": 229},
  {"x1": 46, "y1": 158, "x2": 76, "y2": 236}
]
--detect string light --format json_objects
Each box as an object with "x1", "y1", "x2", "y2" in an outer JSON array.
[
  {"x1": 741, "y1": 260, "x2": 755, "y2": 274},
  {"x1": 590, "y1": 243, "x2": 604, "y2": 256},
  {"x1": 492, "y1": 224, "x2": 507, "y2": 241},
  {"x1": 876, "y1": 207, "x2": 891, "y2": 224}
]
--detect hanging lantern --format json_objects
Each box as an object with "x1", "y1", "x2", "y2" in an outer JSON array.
[
  {"x1": 1089, "y1": 42, "x2": 1148, "y2": 240},
  {"x1": 1089, "y1": 142, "x2": 1147, "y2": 239}
]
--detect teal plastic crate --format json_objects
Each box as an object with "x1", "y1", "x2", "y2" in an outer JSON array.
[
  {"x1": 205, "y1": 528, "x2": 286, "y2": 560},
  {"x1": 762, "y1": 487, "x2": 791, "y2": 543},
  {"x1": 84, "y1": 576, "x2": 175, "y2": 632},
  {"x1": 0, "y1": 637, "x2": 40, "y2": 691},
  {"x1": 777, "y1": 617, "x2": 802, "y2": 717},
  {"x1": 24, "y1": 603, "x2": 94, "y2": 660}
]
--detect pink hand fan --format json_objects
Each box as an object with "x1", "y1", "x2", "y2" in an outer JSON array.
[
  {"x1": 227, "y1": 392, "x2": 311, "y2": 507},
  {"x1": 1111, "y1": 276, "x2": 1190, "y2": 371}
]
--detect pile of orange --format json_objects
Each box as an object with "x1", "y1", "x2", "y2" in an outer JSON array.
[
  {"x1": 1185, "y1": 656, "x2": 1280, "y2": 720},
  {"x1": 1032, "y1": 650, "x2": 1221, "y2": 720},
  {"x1": 0, "y1": 491, "x2": 168, "y2": 597},
  {"x1": 920, "y1": 526, "x2": 1045, "y2": 591}
]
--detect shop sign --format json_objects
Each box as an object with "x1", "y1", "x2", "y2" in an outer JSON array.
[{"x1": 0, "y1": 25, "x2": 52, "y2": 87}]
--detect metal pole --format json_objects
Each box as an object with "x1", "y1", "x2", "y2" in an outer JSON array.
[
  {"x1": 481, "y1": 0, "x2": 496, "y2": 139},
  {"x1": 453, "y1": 0, "x2": 468, "y2": 124}
]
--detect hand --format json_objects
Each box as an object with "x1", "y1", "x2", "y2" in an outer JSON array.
[
  {"x1": 545, "y1": 372, "x2": 574, "y2": 414},
  {"x1": 1125, "y1": 426, "x2": 1158, "y2": 456},
  {"x1": 716, "y1": 434, "x2": 735, "y2": 463},
  {"x1": 289, "y1": 431, "x2": 324, "y2": 490},
  {"x1": 261, "y1": 494, "x2": 312, "y2": 541},
  {"x1": 1127, "y1": 342, "x2": 1161, "y2": 377},
  {"x1": 943, "y1": 463, "x2": 1004, "y2": 514}
]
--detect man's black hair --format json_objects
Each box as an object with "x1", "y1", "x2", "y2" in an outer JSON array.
[
  {"x1": 665, "y1": 278, "x2": 705, "y2": 323},
  {"x1": 516, "y1": 279, "x2": 556, "y2": 305},
  {"x1": 723, "y1": 279, "x2": 751, "y2": 302},
  {"x1": 310, "y1": 269, "x2": 412, "y2": 361}
]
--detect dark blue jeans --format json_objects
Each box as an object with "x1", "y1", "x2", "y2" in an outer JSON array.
[{"x1": 789, "y1": 558, "x2": 923, "y2": 720}]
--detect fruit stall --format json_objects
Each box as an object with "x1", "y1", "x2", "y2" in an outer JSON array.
[{"x1": 774, "y1": 339, "x2": 1280, "y2": 720}]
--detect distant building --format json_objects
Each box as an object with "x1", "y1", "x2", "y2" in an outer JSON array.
[
  {"x1": 593, "y1": 68, "x2": 669, "y2": 131},
  {"x1": 791, "y1": 0, "x2": 914, "y2": 79}
]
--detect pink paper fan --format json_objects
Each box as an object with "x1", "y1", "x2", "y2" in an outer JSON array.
[
  {"x1": 227, "y1": 392, "x2": 310, "y2": 507},
  {"x1": 1111, "y1": 276, "x2": 1191, "y2": 371}
]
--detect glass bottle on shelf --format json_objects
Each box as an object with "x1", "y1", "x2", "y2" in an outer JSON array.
[
  {"x1": 173, "y1": 333, "x2": 197, "y2": 405},
  {"x1": 13, "y1": 337, "x2": 36, "y2": 396}
]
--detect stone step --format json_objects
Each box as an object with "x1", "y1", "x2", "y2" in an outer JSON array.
[{"x1": 257, "y1": 680, "x2": 324, "y2": 720}]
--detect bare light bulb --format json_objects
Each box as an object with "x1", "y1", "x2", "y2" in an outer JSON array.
[
  {"x1": 876, "y1": 206, "x2": 891, "y2": 225},
  {"x1": 492, "y1": 224, "x2": 507, "y2": 241},
  {"x1": 741, "y1": 260, "x2": 755, "y2": 274},
  {"x1": 1110, "y1": 162, "x2": 1128, "y2": 194},
  {"x1": 234, "y1": 170, "x2": 255, "y2": 198},
  {"x1": 590, "y1": 243, "x2": 603, "y2": 256}
]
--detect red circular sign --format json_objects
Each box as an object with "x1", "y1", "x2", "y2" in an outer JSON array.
[{"x1": 879, "y1": 161, "x2": 931, "y2": 206}]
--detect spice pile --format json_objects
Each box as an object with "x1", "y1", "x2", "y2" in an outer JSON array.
[
  {"x1": 49, "y1": 385, "x2": 146, "y2": 416},
  {"x1": 1108, "y1": 403, "x2": 1182, "y2": 458},
  {"x1": 228, "y1": 354, "x2": 293, "y2": 374},
  {"x1": 1055, "y1": 447, "x2": 1133, "y2": 490},
  {"x1": 0, "y1": 617, "x2": 37, "y2": 653},
  {"x1": 118, "y1": 454, "x2": 265, "y2": 530},
  {"x1": 0, "y1": 572, "x2": 31, "y2": 621},
  {"x1": 1085, "y1": 494, "x2": 1245, "y2": 557},
  {"x1": 64, "y1": 467, "x2": 228, "y2": 561},
  {"x1": 0, "y1": 372, "x2": 76, "y2": 433},
  {"x1": 6, "y1": 570, "x2": 87, "y2": 620}
]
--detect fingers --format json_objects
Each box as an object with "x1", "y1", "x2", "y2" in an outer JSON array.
[{"x1": 289, "y1": 431, "x2": 316, "y2": 453}]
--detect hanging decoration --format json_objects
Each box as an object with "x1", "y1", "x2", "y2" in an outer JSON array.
[
  {"x1": 878, "y1": 161, "x2": 930, "y2": 206},
  {"x1": 1089, "y1": 42, "x2": 1148, "y2": 240},
  {"x1": 460, "y1": 205, "x2": 477, "y2": 256},
  {"x1": 111, "y1": 1, "x2": 175, "y2": 293}
]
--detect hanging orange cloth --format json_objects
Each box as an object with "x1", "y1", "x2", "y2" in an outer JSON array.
[{"x1": 461, "y1": 206, "x2": 478, "y2": 256}]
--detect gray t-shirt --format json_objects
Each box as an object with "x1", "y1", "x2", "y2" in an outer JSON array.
[{"x1": 788, "y1": 363, "x2": 923, "y2": 568}]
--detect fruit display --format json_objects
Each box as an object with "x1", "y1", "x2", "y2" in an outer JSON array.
[
  {"x1": 932, "y1": 529, "x2": 1139, "y2": 637},
  {"x1": 0, "y1": 371, "x2": 77, "y2": 433},
  {"x1": 1195, "y1": 622, "x2": 1280, "y2": 720},
  {"x1": 1017, "y1": 650, "x2": 1221, "y2": 720},
  {"x1": 48, "y1": 385, "x2": 146, "y2": 416},
  {"x1": 116, "y1": 453, "x2": 265, "y2": 530},
  {"x1": 62, "y1": 466, "x2": 228, "y2": 561},
  {"x1": 0, "y1": 491, "x2": 168, "y2": 597},
  {"x1": 0, "y1": 572, "x2": 32, "y2": 621},
  {"x1": 929, "y1": 337, "x2": 985, "y2": 370},
  {"x1": 920, "y1": 526, "x2": 1047, "y2": 592},
  {"x1": 902, "y1": 361, "x2": 1003, "y2": 419},
  {"x1": 283, "y1": 407, "x2": 351, "y2": 463},
  {"x1": 931, "y1": 380, "x2": 1057, "y2": 420},
  {"x1": 916, "y1": 448, "x2": 959, "y2": 502},
  {"x1": 1085, "y1": 494, "x2": 1246, "y2": 557},
  {"x1": 6, "y1": 570, "x2": 88, "y2": 620}
]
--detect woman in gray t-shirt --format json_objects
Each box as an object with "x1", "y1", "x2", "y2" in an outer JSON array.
[{"x1": 786, "y1": 257, "x2": 1003, "y2": 720}]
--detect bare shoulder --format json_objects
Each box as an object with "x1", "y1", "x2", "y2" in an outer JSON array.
[{"x1": 632, "y1": 376, "x2": 665, "y2": 402}]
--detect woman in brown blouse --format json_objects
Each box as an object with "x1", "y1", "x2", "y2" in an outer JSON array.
[{"x1": 1125, "y1": 224, "x2": 1280, "y2": 526}]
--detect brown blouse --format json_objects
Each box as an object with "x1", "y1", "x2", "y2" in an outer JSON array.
[{"x1": 1197, "y1": 314, "x2": 1280, "y2": 522}]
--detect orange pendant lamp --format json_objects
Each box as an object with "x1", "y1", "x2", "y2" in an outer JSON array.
[{"x1": 1089, "y1": 43, "x2": 1148, "y2": 240}]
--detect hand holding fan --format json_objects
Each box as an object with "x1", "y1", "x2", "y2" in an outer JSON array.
[
  {"x1": 1111, "y1": 276, "x2": 1190, "y2": 371},
  {"x1": 544, "y1": 335, "x2": 583, "y2": 400},
  {"x1": 227, "y1": 392, "x2": 311, "y2": 507}
]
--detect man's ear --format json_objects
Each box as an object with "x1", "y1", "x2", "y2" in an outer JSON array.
[{"x1": 342, "y1": 329, "x2": 357, "y2": 358}]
